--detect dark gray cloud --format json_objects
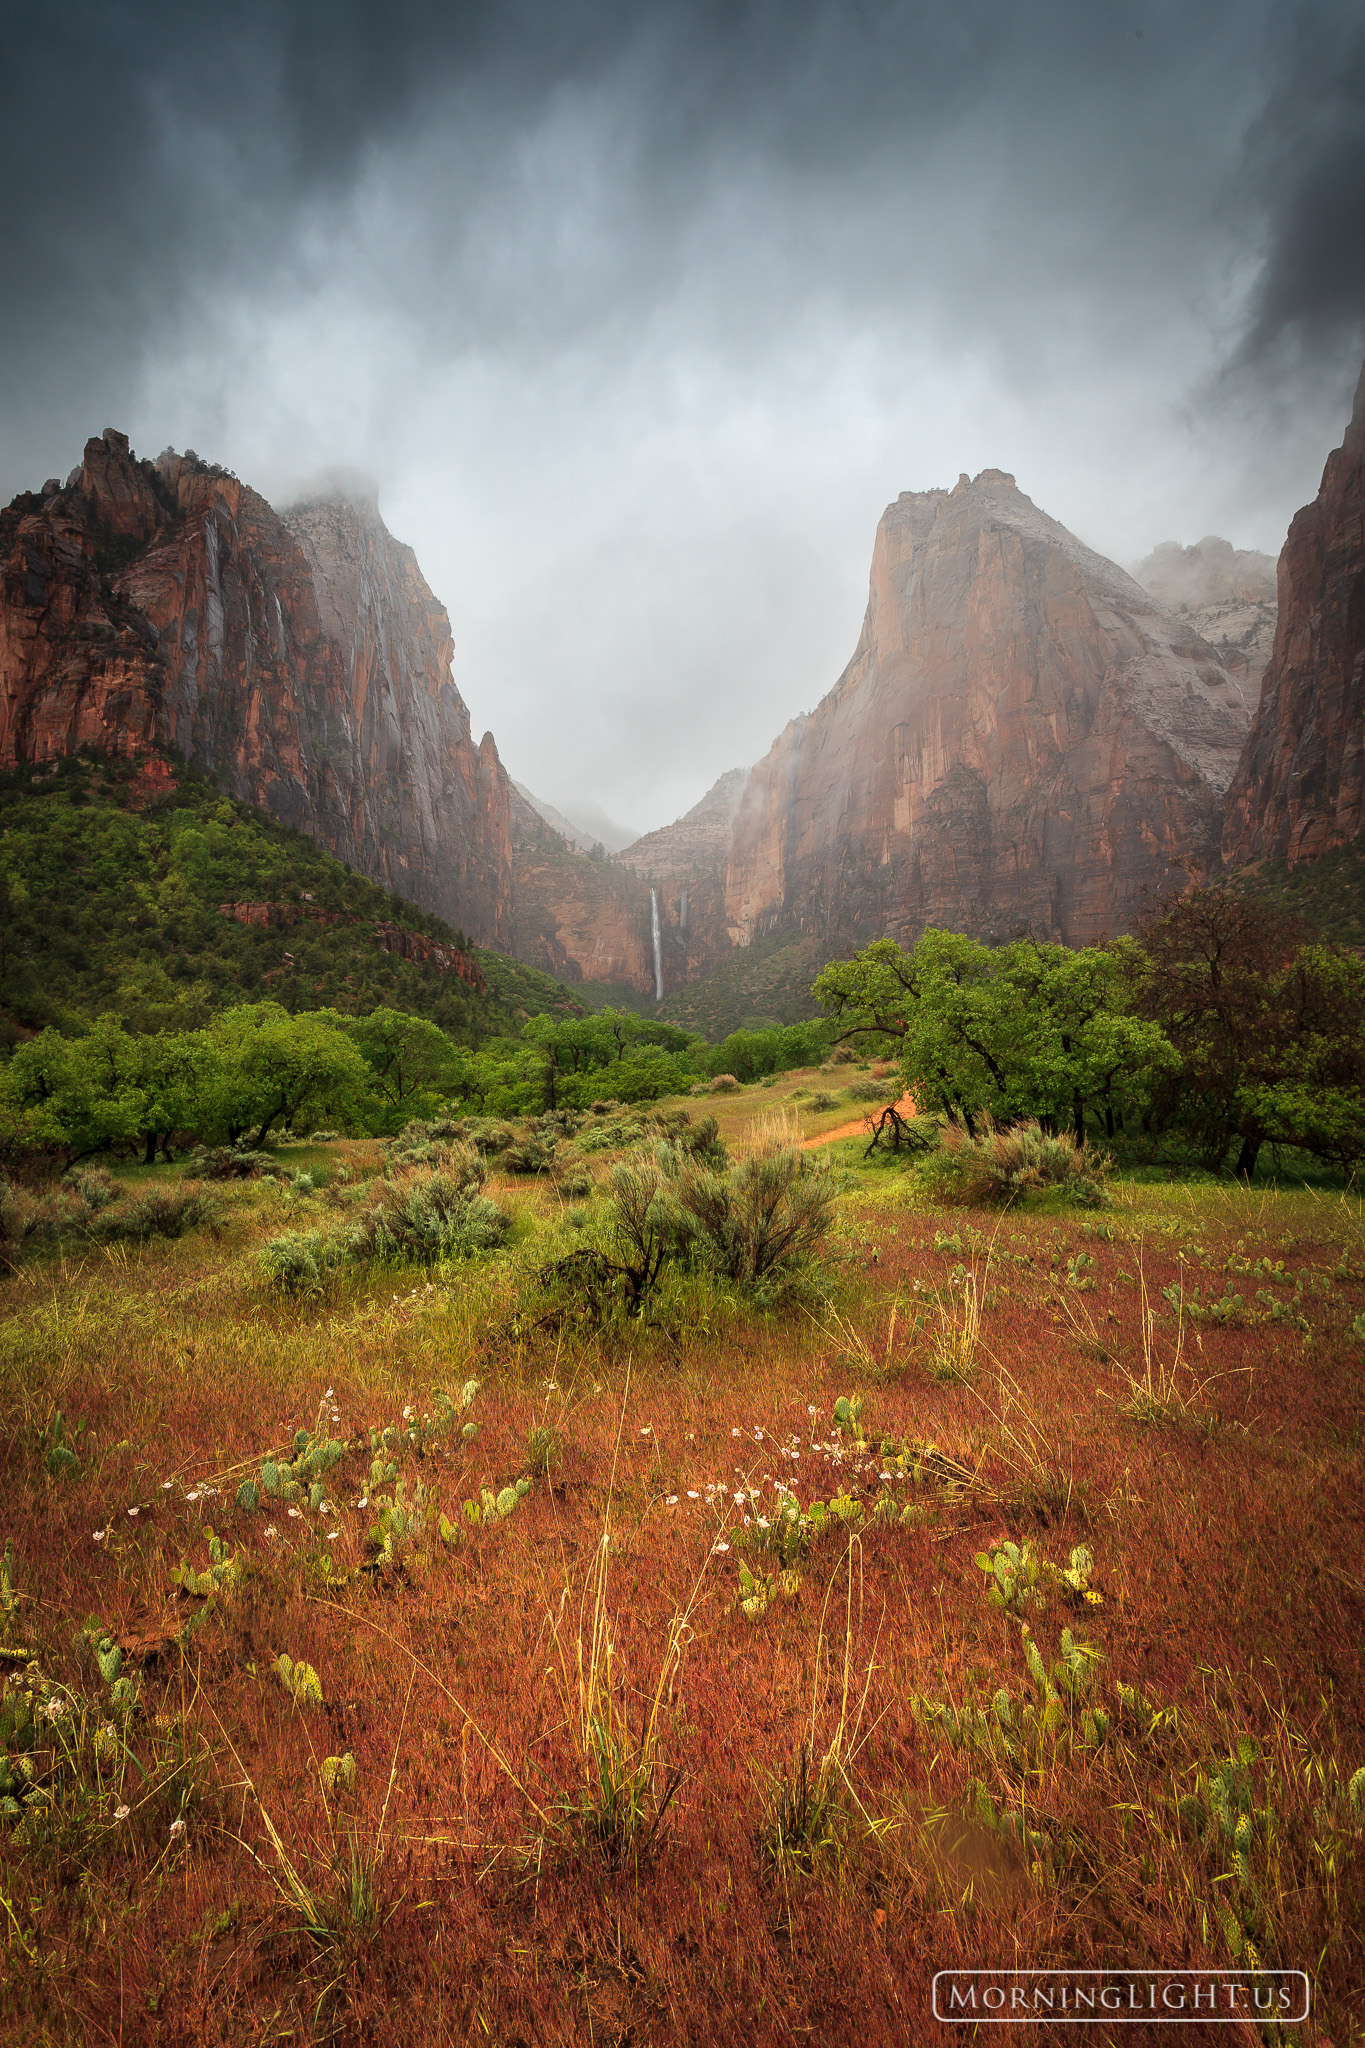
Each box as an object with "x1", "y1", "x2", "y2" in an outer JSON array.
[
  {"x1": 2, "y1": 1, "x2": 1362, "y2": 826},
  {"x1": 1235, "y1": 4, "x2": 1365, "y2": 364}
]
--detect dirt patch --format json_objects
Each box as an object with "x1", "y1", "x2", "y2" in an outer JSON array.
[{"x1": 801, "y1": 1092, "x2": 915, "y2": 1148}]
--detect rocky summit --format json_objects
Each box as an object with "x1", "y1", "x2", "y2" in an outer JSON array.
[
  {"x1": 723, "y1": 470, "x2": 1252, "y2": 952},
  {"x1": 4, "y1": 390, "x2": 1362, "y2": 1004},
  {"x1": 0, "y1": 431, "x2": 514, "y2": 944}
]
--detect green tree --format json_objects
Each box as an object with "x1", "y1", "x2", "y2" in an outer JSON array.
[
  {"x1": 1137, "y1": 892, "x2": 1365, "y2": 1175},
  {"x1": 207, "y1": 1005, "x2": 373, "y2": 1145},
  {"x1": 0, "y1": 1020, "x2": 142, "y2": 1163},
  {"x1": 814, "y1": 930, "x2": 1171, "y2": 1139},
  {"x1": 347, "y1": 1008, "x2": 462, "y2": 1114}
]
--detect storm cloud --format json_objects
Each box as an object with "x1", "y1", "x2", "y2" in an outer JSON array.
[{"x1": 4, "y1": 1, "x2": 1362, "y2": 831}]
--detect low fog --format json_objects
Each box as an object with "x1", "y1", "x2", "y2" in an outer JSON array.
[{"x1": 4, "y1": 1, "x2": 1363, "y2": 834}]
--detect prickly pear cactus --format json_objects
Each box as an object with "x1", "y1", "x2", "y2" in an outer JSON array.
[
  {"x1": 177, "y1": 1530, "x2": 239, "y2": 1600},
  {"x1": 43, "y1": 1411, "x2": 84, "y2": 1481},
  {"x1": 832, "y1": 1394, "x2": 868, "y2": 1446},
  {"x1": 974, "y1": 1538, "x2": 1046, "y2": 1615},
  {"x1": 1055, "y1": 1545, "x2": 1102, "y2": 1605},
  {"x1": 275, "y1": 1653, "x2": 323, "y2": 1707},
  {"x1": 321, "y1": 1751, "x2": 357, "y2": 1792}
]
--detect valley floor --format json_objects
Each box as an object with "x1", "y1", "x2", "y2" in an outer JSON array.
[{"x1": 1, "y1": 1081, "x2": 1363, "y2": 2044}]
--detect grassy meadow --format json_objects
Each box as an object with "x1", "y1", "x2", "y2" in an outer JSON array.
[{"x1": 2, "y1": 1070, "x2": 1363, "y2": 2044}]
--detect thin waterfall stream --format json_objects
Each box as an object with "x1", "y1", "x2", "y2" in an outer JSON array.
[{"x1": 649, "y1": 888, "x2": 663, "y2": 1002}]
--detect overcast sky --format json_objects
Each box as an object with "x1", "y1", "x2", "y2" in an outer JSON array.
[{"x1": 4, "y1": 1, "x2": 1363, "y2": 836}]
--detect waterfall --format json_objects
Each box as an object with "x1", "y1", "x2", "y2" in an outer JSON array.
[
  {"x1": 679, "y1": 886, "x2": 688, "y2": 933},
  {"x1": 649, "y1": 889, "x2": 663, "y2": 1002}
]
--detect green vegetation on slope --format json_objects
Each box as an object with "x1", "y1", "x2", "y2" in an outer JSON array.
[
  {"x1": 0, "y1": 752, "x2": 580, "y2": 1044},
  {"x1": 1230, "y1": 839, "x2": 1365, "y2": 949},
  {"x1": 657, "y1": 928, "x2": 843, "y2": 1036}
]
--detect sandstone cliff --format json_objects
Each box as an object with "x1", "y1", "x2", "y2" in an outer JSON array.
[
  {"x1": 504, "y1": 789, "x2": 727, "y2": 995},
  {"x1": 616, "y1": 768, "x2": 749, "y2": 881},
  {"x1": 0, "y1": 431, "x2": 514, "y2": 943},
  {"x1": 1222, "y1": 362, "x2": 1365, "y2": 867},
  {"x1": 725, "y1": 471, "x2": 1253, "y2": 951},
  {"x1": 1130, "y1": 537, "x2": 1278, "y2": 707}
]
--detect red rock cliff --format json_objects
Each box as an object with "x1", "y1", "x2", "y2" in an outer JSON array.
[
  {"x1": 725, "y1": 470, "x2": 1252, "y2": 950},
  {"x1": 0, "y1": 431, "x2": 514, "y2": 944},
  {"x1": 1222, "y1": 361, "x2": 1365, "y2": 867}
]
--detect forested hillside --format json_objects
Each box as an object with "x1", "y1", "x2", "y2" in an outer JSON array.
[{"x1": 0, "y1": 753, "x2": 574, "y2": 1044}]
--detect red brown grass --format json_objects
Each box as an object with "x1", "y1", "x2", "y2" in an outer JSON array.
[{"x1": 1, "y1": 1145, "x2": 1362, "y2": 2044}]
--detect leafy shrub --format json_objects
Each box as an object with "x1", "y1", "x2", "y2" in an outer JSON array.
[
  {"x1": 829, "y1": 1045, "x2": 859, "y2": 1066},
  {"x1": 675, "y1": 1144, "x2": 836, "y2": 1291},
  {"x1": 924, "y1": 1119, "x2": 1109, "y2": 1207},
  {"x1": 455, "y1": 1118, "x2": 516, "y2": 1156},
  {"x1": 90, "y1": 1188, "x2": 221, "y2": 1243},
  {"x1": 555, "y1": 1164, "x2": 595, "y2": 1199},
  {"x1": 257, "y1": 1229, "x2": 347, "y2": 1298},
  {"x1": 533, "y1": 1108, "x2": 583, "y2": 1139},
  {"x1": 386, "y1": 1117, "x2": 485, "y2": 1168},
  {"x1": 675, "y1": 1113, "x2": 727, "y2": 1172},
  {"x1": 846, "y1": 1078, "x2": 891, "y2": 1103},
  {"x1": 62, "y1": 1166, "x2": 118, "y2": 1211},
  {"x1": 503, "y1": 1135, "x2": 555, "y2": 1174},
  {"x1": 190, "y1": 1145, "x2": 274, "y2": 1180},
  {"x1": 808, "y1": 1091, "x2": 839, "y2": 1112},
  {"x1": 709, "y1": 1074, "x2": 740, "y2": 1093},
  {"x1": 349, "y1": 1160, "x2": 509, "y2": 1265}
]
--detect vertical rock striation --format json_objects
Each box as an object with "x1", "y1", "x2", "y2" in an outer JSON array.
[
  {"x1": 0, "y1": 431, "x2": 513, "y2": 942},
  {"x1": 1222, "y1": 361, "x2": 1365, "y2": 867},
  {"x1": 724, "y1": 470, "x2": 1252, "y2": 951}
]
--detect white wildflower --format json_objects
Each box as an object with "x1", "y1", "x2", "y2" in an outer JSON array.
[
  {"x1": 113, "y1": 1804, "x2": 130, "y2": 1822},
  {"x1": 168, "y1": 1817, "x2": 185, "y2": 1840}
]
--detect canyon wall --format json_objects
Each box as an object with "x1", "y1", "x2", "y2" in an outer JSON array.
[
  {"x1": 724, "y1": 470, "x2": 1252, "y2": 951},
  {"x1": 1222, "y1": 361, "x2": 1365, "y2": 867},
  {"x1": 1129, "y1": 536, "x2": 1278, "y2": 709},
  {"x1": 509, "y1": 787, "x2": 732, "y2": 995},
  {"x1": 0, "y1": 430, "x2": 514, "y2": 943}
]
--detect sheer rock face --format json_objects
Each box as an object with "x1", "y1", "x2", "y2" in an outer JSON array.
[
  {"x1": 1222, "y1": 362, "x2": 1365, "y2": 867},
  {"x1": 724, "y1": 470, "x2": 1253, "y2": 951},
  {"x1": 507, "y1": 789, "x2": 730, "y2": 995},
  {"x1": 0, "y1": 430, "x2": 513, "y2": 943}
]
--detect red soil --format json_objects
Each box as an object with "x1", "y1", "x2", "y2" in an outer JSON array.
[{"x1": 801, "y1": 1092, "x2": 916, "y2": 1148}]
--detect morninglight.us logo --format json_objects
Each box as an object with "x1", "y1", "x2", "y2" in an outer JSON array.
[{"x1": 932, "y1": 1969, "x2": 1311, "y2": 2025}]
